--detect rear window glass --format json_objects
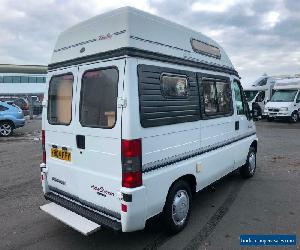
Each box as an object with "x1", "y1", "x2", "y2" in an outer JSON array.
[
  {"x1": 80, "y1": 68, "x2": 118, "y2": 128},
  {"x1": 47, "y1": 74, "x2": 73, "y2": 125}
]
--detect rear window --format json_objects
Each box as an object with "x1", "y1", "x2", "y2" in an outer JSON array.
[
  {"x1": 80, "y1": 68, "x2": 118, "y2": 128},
  {"x1": 47, "y1": 74, "x2": 73, "y2": 125}
]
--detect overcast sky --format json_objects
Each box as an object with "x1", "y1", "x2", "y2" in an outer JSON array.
[{"x1": 0, "y1": 0, "x2": 299, "y2": 84}]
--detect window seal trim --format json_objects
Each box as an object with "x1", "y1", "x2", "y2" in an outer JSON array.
[
  {"x1": 79, "y1": 66, "x2": 119, "y2": 129},
  {"x1": 47, "y1": 72, "x2": 74, "y2": 126}
]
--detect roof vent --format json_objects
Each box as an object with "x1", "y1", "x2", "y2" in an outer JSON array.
[{"x1": 191, "y1": 39, "x2": 221, "y2": 59}]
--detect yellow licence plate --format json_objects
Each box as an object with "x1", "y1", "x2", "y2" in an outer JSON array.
[{"x1": 51, "y1": 148, "x2": 71, "y2": 162}]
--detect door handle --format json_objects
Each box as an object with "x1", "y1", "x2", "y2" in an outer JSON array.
[
  {"x1": 76, "y1": 135, "x2": 85, "y2": 149},
  {"x1": 235, "y1": 121, "x2": 239, "y2": 130}
]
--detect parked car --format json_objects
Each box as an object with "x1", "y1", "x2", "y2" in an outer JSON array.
[
  {"x1": 40, "y1": 7, "x2": 258, "y2": 235},
  {"x1": 0, "y1": 101, "x2": 25, "y2": 136},
  {"x1": 0, "y1": 97, "x2": 29, "y2": 115}
]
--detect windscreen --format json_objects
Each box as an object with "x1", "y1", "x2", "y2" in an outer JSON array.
[
  {"x1": 80, "y1": 68, "x2": 118, "y2": 128},
  {"x1": 244, "y1": 90, "x2": 258, "y2": 102},
  {"x1": 271, "y1": 90, "x2": 297, "y2": 102},
  {"x1": 47, "y1": 74, "x2": 73, "y2": 125}
]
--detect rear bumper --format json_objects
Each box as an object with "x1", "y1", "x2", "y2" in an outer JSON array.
[{"x1": 44, "y1": 192, "x2": 122, "y2": 231}]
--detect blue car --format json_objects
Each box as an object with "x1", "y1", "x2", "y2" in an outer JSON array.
[{"x1": 0, "y1": 101, "x2": 25, "y2": 137}]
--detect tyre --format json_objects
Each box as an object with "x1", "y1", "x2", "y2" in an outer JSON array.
[
  {"x1": 0, "y1": 121, "x2": 13, "y2": 137},
  {"x1": 239, "y1": 147, "x2": 256, "y2": 178},
  {"x1": 162, "y1": 180, "x2": 192, "y2": 234},
  {"x1": 267, "y1": 117, "x2": 274, "y2": 122},
  {"x1": 290, "y1": 111, "x2": 298, "y2": 123}
]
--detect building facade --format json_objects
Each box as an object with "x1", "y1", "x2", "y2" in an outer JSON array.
[{"x1": 0, "y1": 64, "x2": 47, "y2": 95}]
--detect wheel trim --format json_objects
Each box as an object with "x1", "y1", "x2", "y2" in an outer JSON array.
[
  {"x1": 0, "y1": 124, "x2": 12, "y2": 136},
  {"x1": 171, "y1": 190, "x2": 189, "y2": 226},
  {"x1": 248, "y1": 152, "x2": 256, "y2": 174},
  {"x1": 292, "y1": 113, "x2": 298, "y2": 122}
]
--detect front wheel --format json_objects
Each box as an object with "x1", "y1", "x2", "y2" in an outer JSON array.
[
  {"x1": 290, "y1": 112, "x2": 299, "y2": 123},
  {"x1": 162, "y1": 180, "x2": 192, "y2": 234},
  {"x1": 239, "y1": 147, "x2": 256, "y2": 178},
  {"x1": 0, "y1": 121, "x2": 13, "y2": 137}
]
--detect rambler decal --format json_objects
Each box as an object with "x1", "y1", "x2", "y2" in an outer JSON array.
[
  {"x1": 91, "y1": 185, "x2": 115, "y2": 197},
  {"x1": 54, "y1": 29, "x2": 126, "y2": 53}
]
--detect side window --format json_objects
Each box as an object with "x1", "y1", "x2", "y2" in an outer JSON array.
[
  {"x1": 80, "y1": 68, "x2": 118, "y2": 128},
  {"x1": 47, "y1": 74, "x2": 73, "y2": 125},
  {"x1": 233, "y1": 80, "x2": 246, "y2": 115},
  {"x1": 203, "y1": 78, "x2": 232, "y2": 116},
  {"x1": 138, "y1": 64, "x2": 200, "y2": 127},
  {"x1": 0, "y1": 105, "x2": 8, "y2": 112},
  {"x1": 161, "y1": 74, "x2": 188, "y2": 98},
  {"x1": 0, "y1": 76, "x2": 3, "y2": 83}
]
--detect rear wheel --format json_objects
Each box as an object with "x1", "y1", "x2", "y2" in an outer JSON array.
[
  {"x1": 290, "y1": 112, "x2": 298, "y2": 123},
  {"x1": 0, "y1": 121, "x2": 13, "y2": 137},
  {"x1": 239, "y1": 147, "x2": 256, "y2": 178},
  {"x1": 267, "y1": 116, "x2": 274, "y2": 122},
  {"x1": 162, "y1": 180, "x2": 192, "y2": 234}
]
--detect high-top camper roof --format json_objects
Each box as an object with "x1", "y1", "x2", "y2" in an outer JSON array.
[
  {"x1": 274, "y1": 77, "x2": 300, "y2": 90},
  {"x1": 50, "y1": 7, "x2": 236, "y2": 74}
]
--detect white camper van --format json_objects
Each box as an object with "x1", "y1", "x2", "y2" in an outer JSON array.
[
  {"x1": 264, "y1": 77, "x2": 300, "y2": 122},
  {"x1": 244, "y1": 76, "x2": 276, "y2": 117},
  {"x1": 40, "y1": 7, "x2": 258, "y2": 235}
]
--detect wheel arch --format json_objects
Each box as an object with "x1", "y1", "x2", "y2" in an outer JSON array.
[
  {"x1": 0, "y1": 119, "x2": 15, "y2": 128},
  {"x1": 167, "y1": 174, "x2": 197, "y2": 198},
  {"x1": 250, "y1": 140, "x2": 257, "y2": 152}
]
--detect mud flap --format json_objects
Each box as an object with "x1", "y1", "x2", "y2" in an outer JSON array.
[{"x1": 40, "y1": 202, "x2": 101, "y2": 235}]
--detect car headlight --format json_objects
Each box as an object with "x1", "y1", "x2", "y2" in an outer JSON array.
[{"x1": 279, "y1": 107, "x2": 288, "y2": 111}]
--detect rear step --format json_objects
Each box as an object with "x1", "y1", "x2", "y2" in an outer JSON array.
[
  {"x1": 44, "y1": 192, "x2": 122, "y2": 231},
  {"x1": 40, "y1": 202, "x2": 101, "y2": 235}
]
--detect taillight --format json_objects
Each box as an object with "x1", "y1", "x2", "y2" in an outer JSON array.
[
  {"x1": 42, "y1": 130, "x2": 46, "y2": 163},
  {"x1": 121, "y1": 139, "x2": 142, "y2": 188}
]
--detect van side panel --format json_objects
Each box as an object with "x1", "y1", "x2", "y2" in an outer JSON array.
[{"x1": 130, "y1": 59, "x2": 256, "y2": 222}]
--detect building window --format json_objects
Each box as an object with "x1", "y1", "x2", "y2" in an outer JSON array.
[
  {"x1": 203, "y1": 79, "x2": 232, "y2": 116},
  {"x1": 80, "y1": 68, "x2": 118, "y2": 128},
  {"x1": 29, "y1": 77, "x2": 36, "y2": 83},
  {"x1": 21, "y1": 76, "x2": 29, "y2": 83},
  {"x1": 161, "y1": 74, "x2": 189, "y2": 98},
  {"x1": 3, "y1": 76, "x2": 13, "y2": 83},
  {"x1": 36, "y1": 77, "x2": 44, "y2": 83},
  {"x1": 12, "y1": 76, "x2": 21, "y2": 83},
  {"x1": 48, "y1": 74, "x2": 73, "y2": 125}
]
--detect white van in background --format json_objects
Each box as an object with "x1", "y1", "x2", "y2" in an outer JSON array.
[
  {"x1": 244, "y1": 75, "x2": 276, "y2": 117},
  {"x1": 264, "y1": 77, "x2": 300, "y2": 122},
  {"x1": 40, "y1": 7, "x2": 258, "y2": 235}
]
